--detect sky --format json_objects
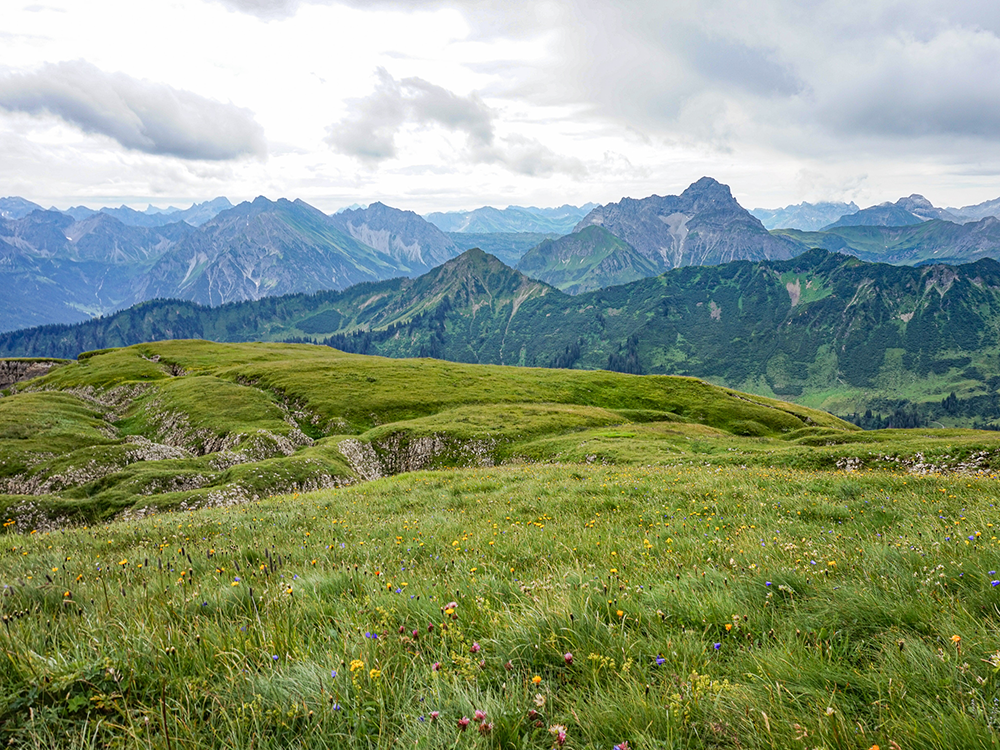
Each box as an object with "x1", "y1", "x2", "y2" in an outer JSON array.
[{"x1": 5, "y1": 0, "x2": 1000, "y2": 214}]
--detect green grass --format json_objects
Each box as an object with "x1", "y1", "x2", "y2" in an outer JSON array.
[
  {"x1": 2, "y1": 464, "x2": 999, "y2": 748},
  {"x1": 7, "y1": 341, "x2": 1000, "y2": 529}
]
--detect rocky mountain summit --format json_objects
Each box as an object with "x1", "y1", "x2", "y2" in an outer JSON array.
[{"x1": 574, "y1": 177, "x2": 800, "y2": 270}]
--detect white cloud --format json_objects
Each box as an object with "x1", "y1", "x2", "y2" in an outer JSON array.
[{"x1": 0, "y1": 60, "x2": 266, "y2": 160}]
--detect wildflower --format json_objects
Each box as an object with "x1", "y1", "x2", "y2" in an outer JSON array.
[
  {"x1": 532, "y1": 675, "x2": 542, "y2": 685},
  {"x1": 331, "y1": 670, "x2": 337, "y2": 678},
  {"x1": 725, "y1": 623, "x2": 732, "y2": 632},
  {"x1": 458, "y1": 716, "x2": 470, "y2": 731},
  {"x1": 614, "y1": 743, "x2": 631, "y2": 750},
  {"x1": 534, "y1": 693, "x2": 546, "y2": 707},
  {"x1": 951, "y1": 635, "x2": 962, "y2": 644},
  {"x1": 765, "y1": 581, "x2": 772, "y2": 587},
  {"x1": 825, "y1": 707, "x2": 835, "y2": 716},
  {"x1": 428, "y1": 623, "x2": 435, "y2": 632},
  {"x1": 655, "y1": 655, "x2": 666, "y2": 666},
  {"x1": 474, "y1": 709, "x2": 487, "y2": 721},
  {"x1": 478, "y1": 721, "x2": 493, "y2": 735},
  {"x1": 369, "y1": 668, "x2": 381, "y2": 679},
  {"x1": 470, "y1": 642, "x2": 481, "y2": 654},
  {"x1": 549, "y1": 724, "x2": 567, "y2": 745},
  {"x1": 432, "y1": 662, "x2": 441, "y2": 671},
  {"x1": 991, "y1": 580, "x2": 999, "y2": 587},
  {"x1": 713, "y1": 643, "x2": 721, "y2": 651},
  {"x1": 350, "y1": 659, "x2": 364, "y2": 672},
  {"x1": 505, "y1": 660, "x2": 513, "y2": 671},
  {"x1": 272, "y1": 655, "x2": 279, "y2": 661},
  {"x1": 617, "y1": 610, "x2": 624, "y2": 618},
  {"x1": 564, "y1": 652, "x2": 573, "y2": 665},
  {"x1": 430, "y1": 711, "x2": 439, "y2": 721}
]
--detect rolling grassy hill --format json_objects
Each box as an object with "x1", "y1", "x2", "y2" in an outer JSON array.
[{"x1": 5, "y1": 339, "x2": 1000, "y2": 534}]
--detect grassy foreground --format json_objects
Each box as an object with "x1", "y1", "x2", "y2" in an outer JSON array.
[{"x1": 2, "y1": 463, "x2": 1000, "y2": 748}]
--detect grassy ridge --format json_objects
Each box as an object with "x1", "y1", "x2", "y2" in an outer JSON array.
[
  {"x1": 2, "y1": 464, "x2": 999, "y2": 748},
  {"x1": 8, "y1": 340, "x2": 1000, "y2": 531}
]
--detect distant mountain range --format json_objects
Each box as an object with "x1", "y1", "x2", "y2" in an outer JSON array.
[
  {"x1": 0, "y1": 197, "x2": 460, "y2": 331},
  {"x1": 424, "y1": 204, "x2": 595, "y2": 234},
  {"x1": 754, "y1": 194, "x2": 1000, "y2": 230},
  {"x1": 751, "y1": 201, "x2": 860, "y2": 231},
  {"x1": 12, "y1": 178, "x2": 1000, "y2": 331},
  {"x1": 776, "y1": 216, "x2": 1000, "y2": 265},
  {"x1": 62, "y1": 197, "x2": 233, "y2": 227},
  {"x1": 6, "y1": 248, "x2": 1000, "y2": 425}
]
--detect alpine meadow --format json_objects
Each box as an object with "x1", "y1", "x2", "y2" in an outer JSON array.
[{"x1": 6, "y1": 0, "x2": 1000, "y2": 747}]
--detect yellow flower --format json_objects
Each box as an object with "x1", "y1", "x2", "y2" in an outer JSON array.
[
  {"x1": 350, "y1": 659, "x2": 365, "y2": 672},
  {"x1": 617, "y1": 610, "x2": 624, "y2": 618},
  {"x1": 369, "y1": 668, "x2": 381, "y2": 679},
  {"x1": 725, "y1": 623, "x2": 732, "y2": 632},
  {"x1": 951, "y1": 634, "x2": 962, "y2": 644},
  {"x1": 532, "y1": 675, "x2": 542, "y2": 685}
]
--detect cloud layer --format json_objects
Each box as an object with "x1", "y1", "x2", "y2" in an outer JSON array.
[
  {"x1": 327, "y1": 68, "x2": 584, "y2": 177},
  {"x1": 0, "y1": 61, "x2": 266, "y2": 161}
]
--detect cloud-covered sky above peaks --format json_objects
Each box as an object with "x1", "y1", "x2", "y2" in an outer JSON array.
[{"x1": 5, "y1": 0, "x2": 1000, "y2": 213}]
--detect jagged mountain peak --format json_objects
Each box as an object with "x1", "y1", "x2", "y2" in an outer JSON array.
[{"x1": 574, "y1": 177, "x2": 798, "y2": 270}]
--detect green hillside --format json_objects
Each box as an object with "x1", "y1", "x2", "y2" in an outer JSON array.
[
  {"x1": 776, "y1": 217, "x2": 1000, "y2": 265},
  {"x1": 515, "y1": 225, "x2": 661, "y2": 294},
  {"x1": 2, "y1": 339, "x2": 883, "y2": 527},
  {"x1": 6, "y1": 249, "x2": 1000, "y2": 426}
]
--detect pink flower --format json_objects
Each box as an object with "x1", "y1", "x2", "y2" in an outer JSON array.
[
  {"x1": 564, "y1": 652, "x2": 573, "y2": 665},
  {"x1": 556, "y1": 730, "x2": 567, "y2": 746},
  {"x1": 432, "y1": 662, "x2": 441, "y2": 671},
  {"x1": 478, "y1": 721, "x2": 493, "y2": 735},
  {"x1": 470, "y1": 642, "x2": 481, "y2": 653},
  {"x1": 458, "y1": 717, "x2": 470, "y2": 731},
  {"x1": 430, "y1": 711, "x2": 439, "y2": 721},
  {"x1": 474, "y1": 709, "x2": 487, "y2": 721}
]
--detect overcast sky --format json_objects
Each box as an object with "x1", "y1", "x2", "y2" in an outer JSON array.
[{"x1": 5, "y1": 0, "x2": 1000, "y2": 213}]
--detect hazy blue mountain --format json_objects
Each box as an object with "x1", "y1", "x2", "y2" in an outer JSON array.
[
  {"x1": 822, "y1": 195, "x2": 959, "y2": 230},
  {"x1": 424, "y1": 204, "x2": 595, "y2": 234},
  {"x1": 0, "y1": 197, "x2": 44, "y2": 220},
  {"x1": 327, "y1": 201, "x2": 460, "y2": 274},
  {"x1": 575, "y1": 177, "x2": 801, "y2": 270},
  {"x1": 0, "y1": 210, "x2": 194, "y2": 331},
  {"x1": 447, "y1": 232, "x2": 559, "y2": 266},
  {"x1": 949, "y1": 196, "x2": 1000, "y2": 223},
  {"x1": 138, "y1": 197, "x2": 400, "y2": 306},
  {"x1": 894, "y1": 195, "x2": 961, "y2": 223},
  {"x1": 0, "y1": 197, "x2": 457, "y2": 330},
  {"x1": 751, "y1": 201, "x2": 859, "y2": 230},
  {"x1": 60, "y1": 197, "x2": 233, "y2": 228}
]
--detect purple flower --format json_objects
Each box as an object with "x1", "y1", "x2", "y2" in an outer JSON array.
[
  {"x1": 764, "y1": 581, "x2": 772, "y2": 587},
  {"x1": 272, "y1": 654, "x2": 279, "y2": 661},
  {"x1": 713, "y1": 643, "x2": 721, "y2": 650},
  {"x1": 655, "y1": 655, "x2": 666, "y2": 666},
  {"x1": 992, "y1": 580, "x2": 999, "y2": 587}
]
